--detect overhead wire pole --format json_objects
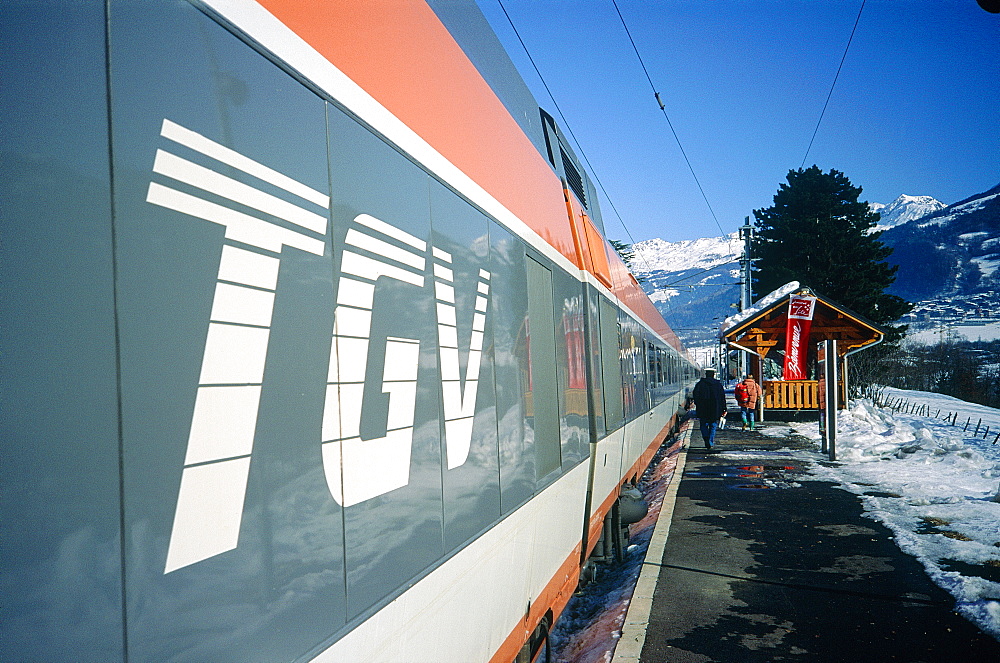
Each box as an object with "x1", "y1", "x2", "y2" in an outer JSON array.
[
  {"x1": 737, "y1": 216, "x2": 755, "y2": 379},
  {"x1": 801, "y1": 0, "x2": 867, "y2": 169}
]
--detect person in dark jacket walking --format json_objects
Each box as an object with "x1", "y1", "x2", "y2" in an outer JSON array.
[{"x1": 691, "y1": 368, "x2": 727, "y2": 451}]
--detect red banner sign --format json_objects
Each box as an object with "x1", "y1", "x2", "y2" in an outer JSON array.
[{"x1": 782, "y1": 295, "x2": 817, "y2": 380}]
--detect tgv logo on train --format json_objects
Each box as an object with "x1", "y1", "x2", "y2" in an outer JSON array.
[{"x1": 146, "y1": 120, "x2": 490, "y2": 573}]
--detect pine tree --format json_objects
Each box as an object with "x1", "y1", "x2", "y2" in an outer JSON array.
[{"x1": 752, "y1": 166, "x2": 912, "y2": 338}]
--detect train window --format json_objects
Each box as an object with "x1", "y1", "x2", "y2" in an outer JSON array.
[
  {"x1": 599, "y1": 299, "x2": 624, "y2": 431},
  {"x1": 618, "y1": 317, "x2": 647, "y2": 420},
  {"x1": 490, "y1": 226, "x2": 534, "y2": 511},
  {"x1": 647, "y1": 342, "x2": 657, "y2": 387},
  {"x1": 526, "y1": 256, "x2": 561, "y2": 480},
  {"x1": 555, "y1": 275, "x2": 587, "y2": 465}
]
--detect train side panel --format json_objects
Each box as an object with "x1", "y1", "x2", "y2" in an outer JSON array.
[
  {"x1": 0, "y1": 4, "x2": 126, "y2": 660},
  {"x1": 0, "y1": 1, "x2": 698, "y2": 662}
]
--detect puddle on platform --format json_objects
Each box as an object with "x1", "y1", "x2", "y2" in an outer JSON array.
[
  {"x1": 685, "y1": 464, "x2": 805, "y2": 490},
  {"x1": 687, "y1": 465, "x2": 804, "y2": 479}
]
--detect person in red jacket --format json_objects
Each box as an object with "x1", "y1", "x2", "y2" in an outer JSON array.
[{"x1": 735, "y1": 374, "x2": 762, "y2": 430}]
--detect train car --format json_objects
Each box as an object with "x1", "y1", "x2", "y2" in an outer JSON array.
[{"x1": 0, "y1": 1, "x2": 699, "y2": 661}]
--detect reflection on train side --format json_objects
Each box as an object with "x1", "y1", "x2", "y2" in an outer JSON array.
[{"x1": 148, "y1": 120, "x2": 493, "y2": 572}]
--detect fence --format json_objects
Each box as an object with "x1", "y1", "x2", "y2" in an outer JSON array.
[
  {"x1": 763, "y1": 379, "x2": 846, "y2": 410},
  {"x1": 869, "y1": 391, "x2": 1000, "y2": 445}
]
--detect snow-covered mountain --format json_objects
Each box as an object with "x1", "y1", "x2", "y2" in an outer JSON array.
[
  {"x1": 634, "y1": 185, "x2": 999, "y2": 348},
  {"x1": 632, "y1": 234, "x2": 741, "y2": 346},
  {"x1": 882, "y1": 183, "x2": 1000, "y2": 328},
  {"x1": 632, "y1": 233, "x2": 740, "y2": 273},
  {"x1": 870, "y1": 194, "x2": 945, "y2": 231}
]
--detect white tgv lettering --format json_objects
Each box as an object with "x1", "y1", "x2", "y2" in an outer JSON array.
[
  {"x1": 147, "y1": 120, "x2": 328, "y2": 573},
  {"x1": 433, "y1": 250, "x2": 491, "y2": 470},
  {"x1": 148, "y1": 121, "x2": 491, "y2": 571},
  {"x1": 320, "y1": 215, "x2": 426, "y2": 507},
  {"x1": 320, "y1": 216, "x2": 491, "y2": 503}
]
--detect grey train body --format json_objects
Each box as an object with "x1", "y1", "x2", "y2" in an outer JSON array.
[{"x1": 0, "y1": 1, "x2": 697, "y2": 661}]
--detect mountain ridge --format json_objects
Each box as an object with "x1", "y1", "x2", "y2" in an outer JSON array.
[
  {"x1": 633, "y1": 184, "x2": 1000, "y2": 348},
  {"x1": 871, "y1": 194, "x2": 946, "y2": 231}
]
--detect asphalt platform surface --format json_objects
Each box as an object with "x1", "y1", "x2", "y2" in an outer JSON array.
[{"x1": 631, "y1": 419, "x2": 1000, "y2": 663}]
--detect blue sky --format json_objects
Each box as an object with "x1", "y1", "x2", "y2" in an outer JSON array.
[{"x1": 477, "y1": 0, "x2": 1000, "y2": 243}]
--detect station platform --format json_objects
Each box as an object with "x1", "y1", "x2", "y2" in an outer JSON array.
[{"x1": 613, "y1": 420, "x2": 1000, "y2": 662}]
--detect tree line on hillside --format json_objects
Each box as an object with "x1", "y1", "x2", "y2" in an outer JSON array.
[{"x1": 851, "y1": 338, "x2": 1000, "y2": 409}]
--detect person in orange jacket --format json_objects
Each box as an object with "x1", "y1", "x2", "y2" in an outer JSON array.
[{"x1": 735, "y1": 374, "x2": 762, "y2": 430}]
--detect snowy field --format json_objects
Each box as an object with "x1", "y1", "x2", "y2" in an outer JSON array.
[
  {"x1": 774, "y1": 387, "x2": 1000, "y2": 639},
  {"x1": 908, "y1": 321, "x2": 1000, "y2": 343}
]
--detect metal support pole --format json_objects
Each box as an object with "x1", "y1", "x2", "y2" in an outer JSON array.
[
  {"x1": 739, "y1": 217, "x2": 754, "y2": 314},
  {"x1": 825, "y1": 339, "x2": 839, "y2": 462},
  {"x1": 841, "y1": 354, "x2": 850, "y2": 403},
  {"x1": 737, "y1": 217, "x2": 754, "y2": 382}
]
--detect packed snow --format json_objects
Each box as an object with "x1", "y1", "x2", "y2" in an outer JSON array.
[{"x1": 771, "y1": 388, "x2": 1000, "y2": 639}]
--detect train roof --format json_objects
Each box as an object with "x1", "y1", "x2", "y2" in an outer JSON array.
[{"x1": 237, "y1": 0, "x2": 682, "y2": 352}]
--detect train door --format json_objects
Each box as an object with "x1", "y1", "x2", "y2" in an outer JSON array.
[
  {"x1": 598, "y1": 298, "x2": 625, "y2": 433},
  {"x1": 525, "y1": 254, "x2": 561, "y2": 483}
]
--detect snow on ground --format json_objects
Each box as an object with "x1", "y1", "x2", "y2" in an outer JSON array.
[
  {"x1": 771, "y1": 387, "x2": 1000, "y2": 639},
  {"x1": 908, "y1": 321, "x2": 1000, "y2": 343}
]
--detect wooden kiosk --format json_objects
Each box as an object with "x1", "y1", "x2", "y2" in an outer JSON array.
[{"x1": 722, "y1": 287, "x2": 886, "y2": 415}]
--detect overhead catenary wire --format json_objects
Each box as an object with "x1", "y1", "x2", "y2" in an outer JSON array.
[
  {"x1": 495, "y1": 0, "x2": 741, "y2": 294},
  {"x1": 800, "y1": 0, "x2": 867, "y2": 169},
  {"x1": 662, "y1": 259, "x2": 741, "y2": 288},
  {"x1": 610, "y1": 0, "x2": 733, "y2": 251}
]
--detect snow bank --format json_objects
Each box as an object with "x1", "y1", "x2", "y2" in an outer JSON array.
[{"x1": 775, "y1": 390, "x2": 1000, "y2": 638}]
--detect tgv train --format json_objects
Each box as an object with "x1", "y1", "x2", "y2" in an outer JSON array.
[{"x1": 1, "y1": 1, "x2": 698, "y2": 661}]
